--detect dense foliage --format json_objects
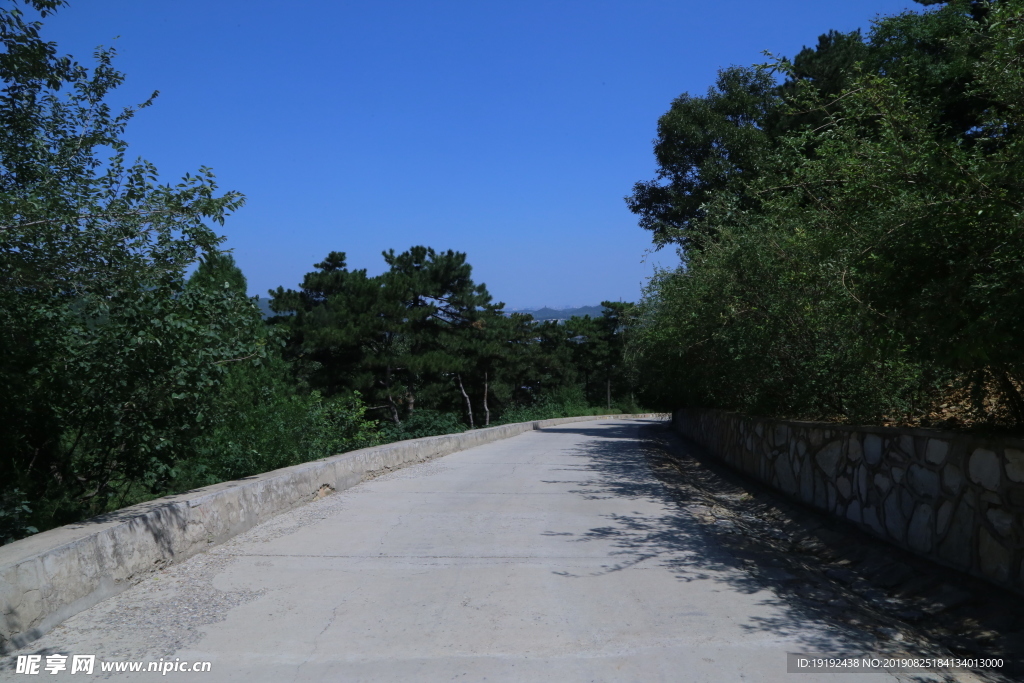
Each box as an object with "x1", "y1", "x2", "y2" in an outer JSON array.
[
  {"x1": 0, "y1": 0, "x2": 260, "y2": 538},
  {"x1": 627, "y1": 0, "x2": 1024, "y2": 429},
  {"x1": 268, "y1": 250, "x2": 638, "y2": 429}
]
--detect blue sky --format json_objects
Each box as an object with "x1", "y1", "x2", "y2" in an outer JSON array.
[{"x1": 43, "y1": 0, "x2": 919, "y2": 309}]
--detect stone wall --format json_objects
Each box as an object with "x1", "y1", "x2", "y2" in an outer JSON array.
[{"x1": 673, "y1": 409, "x2": 1024, "y2": 595}]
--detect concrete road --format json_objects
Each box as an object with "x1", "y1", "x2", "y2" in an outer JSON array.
[{"x1": 4, "y1": 419, "x2": 906, "y2": 682}]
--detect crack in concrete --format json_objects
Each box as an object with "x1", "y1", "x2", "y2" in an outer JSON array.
[{"x1": 293, "y1": 594, "x2": 352, "y2": 683}]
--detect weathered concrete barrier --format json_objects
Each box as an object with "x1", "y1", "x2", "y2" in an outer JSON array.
[
  {"x1": 0, "y1": 414, "x2": 666, "y2": 652},
  {"x1": 673, "y1": 409, "x2": 1024, "y2": 596}
]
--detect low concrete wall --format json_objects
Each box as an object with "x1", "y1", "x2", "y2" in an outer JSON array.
[
  {"x1": 673, "y1": 409, "x2": 1024, "y2": 596},
  {"x1": 0, "y1": 414, "x2": 666, "y2": 652}
]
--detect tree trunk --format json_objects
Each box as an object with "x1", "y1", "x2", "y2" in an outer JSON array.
[
  {"x1": 483, "y1": 371, "x2": 490, "y2": 426},
  {"x1": 997, "y1": 367, "x2": 1024, "y2": 427},
  {"x1": 606, "y1": 377, "x2": 611, "y2": 411},
  {"x1": 457, "y1": 373, "x2": 474, "y2": 429},
  {"x1": 384, "y1": 363, "x2": 401, "y2": 425}
]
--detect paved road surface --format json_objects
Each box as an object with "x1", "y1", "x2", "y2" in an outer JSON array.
[{"x1": 5, "y1": 419, "x2": 908, "y2": 681}]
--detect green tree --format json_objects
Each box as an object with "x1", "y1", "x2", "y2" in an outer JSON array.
[
  {"x1": 483, "y1": 310, "x2": 546, "y2": 414},
  {"x1": 771, "y1": 29, "x2": 868, "y2": 136},
  {"x1": 563, "y1": 315, "x2": 605, "y2": 404},
  {"x1": 448, "y1": 302, "x2": 515, "y2": 427},
  {"x1": 562, "y1": 302, "x2": 634, "y2": 410},
  {"x1": 596, "y1": 301, "x2": 634, "y2": 409},
  {"x1": 625, "y1": 66, "x2": 778, "y2": 252},
  {"x1": 268, "y1": 251, "x2": 379, "y2": 398},
  {"x1": 271, "y1": 247, "x2": 493, "y2": 426},
  {"x1": 187, "y1": 251, "x2": 249, "y2": 296},
  {"x1": 627, "y1": 0, "x2": 1024, "y2": 427},
  {"x1": 0, "y1": 0, "x2": 257, "y2": 534},
  {"x1": 379, "y1": 246, "x2": 492, "y2": 423}
]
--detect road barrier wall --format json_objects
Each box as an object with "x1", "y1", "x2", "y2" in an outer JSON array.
[
  {"x1": 0, "y1": 414, "x2": 666, "y2": 652},
  {"x1": 673, "y1": 408, "x2": 1024, "y2": 595}
]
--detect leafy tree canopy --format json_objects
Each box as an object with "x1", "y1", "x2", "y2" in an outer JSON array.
[
  {"x1": 0, "y1": 0, "x2": 259, "y2": 528},
  {"x1": 627, "y1": 0, "x2": 1024, "y2": 428}
]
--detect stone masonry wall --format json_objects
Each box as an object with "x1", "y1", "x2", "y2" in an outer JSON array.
[{"x1": 673, "y1": 409, "x2": 1024, "y2": 595}]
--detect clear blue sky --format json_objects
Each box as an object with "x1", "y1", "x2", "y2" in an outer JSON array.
[{"x1": 43, "y1": 0, "x2": 920, "y2": 309}]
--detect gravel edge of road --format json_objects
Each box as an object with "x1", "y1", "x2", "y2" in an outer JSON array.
[{"x1": 640, "y1": 423, "x2": 1024, "y2": 683}]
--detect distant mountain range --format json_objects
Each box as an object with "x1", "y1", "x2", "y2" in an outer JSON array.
[
  {"x1": 253, "y1": 298, "x2": 605, "y2": 322},
  {"x1": 508, "y1": 305, "x2": 604, "y2": 321},
  {"x1": 255, "y1": 298, "x2": 277, "y2": 318}
]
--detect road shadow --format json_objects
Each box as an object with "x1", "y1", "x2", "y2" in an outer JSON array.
[
  {"x1": 536, "y1": 419, "x2": 668, "y2": 441},
  {"x1": 541, "y1": 420, "x2": 1021, "y2": 683}
]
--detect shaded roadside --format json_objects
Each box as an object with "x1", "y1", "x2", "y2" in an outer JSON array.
[{"x1": 628, "y1": 422, "x2": 1024, "y2": 682}]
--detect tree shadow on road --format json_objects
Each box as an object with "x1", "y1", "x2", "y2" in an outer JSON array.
[{"x1": 539, "y1": 421, "x2": 1019, "y2": 683}]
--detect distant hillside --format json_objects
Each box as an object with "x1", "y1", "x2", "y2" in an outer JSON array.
[
  {"x1": 254, "y1": 298, "x2": 606, "y2": 322},
  {"x1": 511, "y1": 305, "x2": 605, "y2": 321},
  {"x1": 254, "y1": 297, "x2": 297, "y2": 319},
  {"x1": 255, "y1": 297, "x2": 275, "y2": 318}
]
